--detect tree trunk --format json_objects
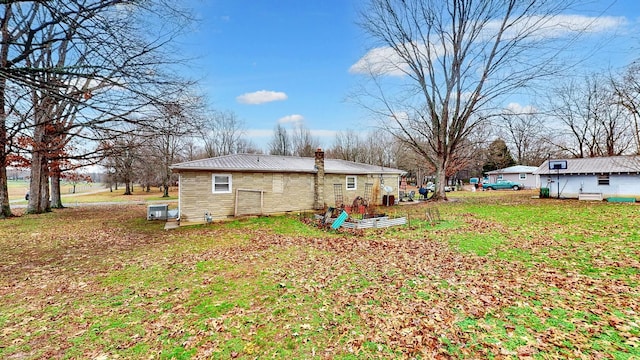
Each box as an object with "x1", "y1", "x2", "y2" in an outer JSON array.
[
  {"x1": 432, "y1": 156, "x2": 448, "y2": 201},
  {"x1": 0, "y1": 8, "x2": 12, "y2": 219},
  {"x1": 50, "y1": 173, "x2": 63, "y2": 208},
  {"x1": 0, "y1": 121, "x2": 10, "y2": 218},
  {"x1": 27, "y1": 148, "x2": 50, "y2": 214},
  {"x1": 0, "y1": 164, "x2": 10, "y2": 218}
]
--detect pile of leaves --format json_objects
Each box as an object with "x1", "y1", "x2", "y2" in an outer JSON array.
[{"x1": 0, "y1": 196, "x2": 639, "y2": 359}]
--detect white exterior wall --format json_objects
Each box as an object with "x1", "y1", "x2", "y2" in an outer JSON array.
[{"x1": 540, "y1": 174, "x2": 640, "y2": 199}]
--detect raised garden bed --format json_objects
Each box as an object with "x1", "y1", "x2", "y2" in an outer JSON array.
[{"x1": 316, "y1": 213, "x2": 407, "y2": 229}]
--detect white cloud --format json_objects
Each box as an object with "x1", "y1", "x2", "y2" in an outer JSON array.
[
  {"x1": 537, "y1": 14, "x2": 625, "y2": 35},
  {"x1": 277, "y1": 114, "x2": 304, "y2": 125},
  {"x1": 505, "y1": 102, "x2": 537, "y2": 114},
  {"x1": 487, "y1": 14, "x2": 627, "y2": 40},
  {"x1": 236, "y1": 90, "x2": 288, "y2": 105},
  {"x1": 349, "y1": 46, "x2": 408, "y2": 77},
  {"x1": 349, "y1": 14, "x2": 626, "y2": 77}
]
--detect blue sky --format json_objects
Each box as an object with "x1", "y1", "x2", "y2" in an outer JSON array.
[{"x1": 180, "y1": 0, "x2": 640, "y2": 151}]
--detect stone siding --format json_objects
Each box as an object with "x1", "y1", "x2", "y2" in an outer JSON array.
[
  {"x1": 178, "y1": 171, "x2": 400, "y2": 224},
  {"x1": 323, "y1": 174, "x2": 398, "y2": 207},
  {"x1": 179, "y1": 171, "x2": 315, "y2": 223}
]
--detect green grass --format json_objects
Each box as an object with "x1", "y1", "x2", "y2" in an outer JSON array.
[{"x1": 448, "y1": 231, "x2": 505, "y2": 256}]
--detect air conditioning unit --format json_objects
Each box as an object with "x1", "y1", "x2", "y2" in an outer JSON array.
[{"x1": 147, "y1": 204, "x2": 168, "y2": 220}]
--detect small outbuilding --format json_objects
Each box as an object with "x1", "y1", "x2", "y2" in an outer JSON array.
[
  {"x1": 170, "y1": 149, "x2": 406, "y2": 224},
  {"x1": 533, "y1": 156, "x2": 640, "y2": 200},
  {"x1": 485, "y1": 165, "x2": 540, "y2": 189}
]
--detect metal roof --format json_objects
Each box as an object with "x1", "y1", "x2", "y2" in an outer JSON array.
[
  {"x1": 533, "y1": 156, "x2": 640, "y2": 175},
  {"x1": 486, "y1": 165, "x2": 539, "y2": 175},
  {"x1": 170, "y1": 154, "x2": 406, "y2": 175}
]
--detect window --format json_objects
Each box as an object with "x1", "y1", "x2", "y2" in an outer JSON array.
[
  {"x1": 346, "y1": 175, "x2": 357, "y2": 190},
  {"x1": 597, "y1": 174, "x2": 609, "y2": 186},
  {"x1": 212, "y1": 174, "x2": 232, "y2": 193},
  {"x1": 519, "y1": 173, "x2": 527, "y2": 180},
  {"x1": 497, "y1": 174, "x2": 503, "y2": 180}
]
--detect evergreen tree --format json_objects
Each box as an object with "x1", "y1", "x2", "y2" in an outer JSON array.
[{"x1": 483, "y1": 139, "x2": 516, "y2": 173}]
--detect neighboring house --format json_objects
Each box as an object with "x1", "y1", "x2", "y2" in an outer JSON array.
[
  {"x1": 170, "y1": 149, "x2": 406, "y2": 224},
  {"x1": 485, "y1": 165, "x2": 540, "y2": 189},
  {"x1": 533, "y1": 156, "x2": 640, "y2": 199}
]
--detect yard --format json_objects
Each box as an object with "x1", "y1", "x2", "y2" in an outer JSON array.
[
  {"x1": 1, "y1": 191, "x2": 639, "y2": 359},
  {"x1": 7, "y1": 180, "x2": 178, "y2": 205}
]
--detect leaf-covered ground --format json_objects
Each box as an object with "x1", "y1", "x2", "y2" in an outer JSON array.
[{"x1": 1, "y1": 193, "x2": 639, "y2": 359}]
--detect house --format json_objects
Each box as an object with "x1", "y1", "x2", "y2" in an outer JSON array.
[
  {"x1": 170, "y1": 149, "x2": 406, "y2": 224},
  {"x1": 485, "y1": 165, "x2": 540, "y2": 189},
  {"x1": 533, "y1": 156, "x2": 640, "y2": 199}
]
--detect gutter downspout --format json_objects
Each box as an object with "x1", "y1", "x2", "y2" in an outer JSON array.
[{"x1": 314, "y1": 148, "x2": 325, "y2": 209}]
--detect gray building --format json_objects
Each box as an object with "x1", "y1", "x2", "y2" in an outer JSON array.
[{"x1": 485, "y1": 165, "x2": 540, "y2": 189}]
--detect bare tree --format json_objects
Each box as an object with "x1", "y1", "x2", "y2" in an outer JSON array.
[
  {"x1": 291, "y1": 123, "x2": 320, "y2": 157},
  {"x1": 547, "y1": 79, "x2": 594, "y2": 158},
  {"x1": 203, "y1": 110, "x2": 247, "y2": 157},
  {"x1": 268, "y1": 124, "x2": 291, "y2": 156},
  {"x1": 0, "y1": 0, "x2": 193, "y2": 216},
  {"x1": 549, "y1": 74, "x2": 631, "y2": 158},
  {"x1": 354, "y1": 0, "x2": 584, "y2": 199},
  {"x1": 135, "y1": 143, "x2": 161, "y2": 192},
  {"x1": 596, "y1": 92, "x2": 630, "y2": 156},
  {"x1": 500, "y1": 108, "x2": 552, "y2": 166},
  {"x1": 613, "y1": 62, "x2": 640, "y2": 154},
  {"x1": 101, "y1": 131, "x2": 145, "y2": 196},
  {"x1": 150, "y1": 100, "x2": 203, "y2": 197},
  {"x1": 181, "y1": 139, "x2": 205, "y2": 161},
  {"x1": 328, "y1": 129, "x2": 362, "y2": 162},
  {"x1": 361, "y1": 129, "x2": 398, "y2": 167},
  {"x1": 235, "y1": 139, "x2": 262, "y2": 154}
]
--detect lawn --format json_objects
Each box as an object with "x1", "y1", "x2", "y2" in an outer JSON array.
[
  {"x1": 8, "y1": 180, "x2": 103, "y2": 199},
  {"x1": 1, "y1": 192, "x2": 639, "y2": 359},
  {"x1": 8, "y1": 180, "x2": 177, "y2": 205}
]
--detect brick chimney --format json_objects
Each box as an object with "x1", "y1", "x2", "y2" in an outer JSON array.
[{"x1": 314, "y1": 148, "x2": 325, "y2": 209}]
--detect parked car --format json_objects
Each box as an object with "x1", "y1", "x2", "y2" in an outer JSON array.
[
  {"x1": 482, "y1": 179, "x2": 524, "y2": 191},
  {"x1": 423, "y1": 182, "x2": 452, "y2": 192}
]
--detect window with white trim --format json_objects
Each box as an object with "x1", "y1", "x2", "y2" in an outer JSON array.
[
  {"x1": 212, "y1": 174, "x2": 232, "y2": 193},
  {"x1": 497, "y1": 174, "x2": 503, "y2": 180},
  {"x1": 597, "y1": 174, "x2": 609, "y2": 186},
  {"x1": 519, "y1": 173, "x2": 527, "y2": 180},
  {"x1": 346, "y1": 175, "x2": 357, "y2": 190}
]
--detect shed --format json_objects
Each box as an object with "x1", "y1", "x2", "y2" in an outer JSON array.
[
  {"x1": 533, "y1": 156, "x2": 640, "y2": 200},
  {"x1": 170, "y1": 149, "x2": 406, "y2": 224},
  {"x1": 485, "y1": 165, "x2": 540, "y2": 189}
]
